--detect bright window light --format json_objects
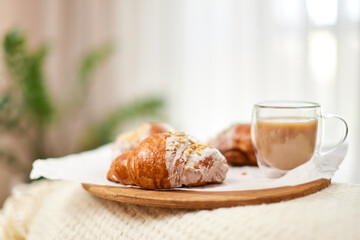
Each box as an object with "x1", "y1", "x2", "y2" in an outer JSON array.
[
  {"x1": 309, "y1": 31, "x2": 337, "y2": 83},
  {"x1": 346, "y1": 0, "x2": 360, "y2": 22},
  {"x1": 273, "y1": 0, "x2": 302, "y2": 26},
  {"x1": 306, "y1": 0, "x2": 338, "y2": 25}
]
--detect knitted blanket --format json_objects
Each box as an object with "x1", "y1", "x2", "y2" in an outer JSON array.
[{"x1": 1, "y1": 180, "x2": 359, "y2": 240}]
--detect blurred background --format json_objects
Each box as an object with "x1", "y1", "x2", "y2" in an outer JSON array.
[{"x1": 0, "y1": 0, "x2": 359, "y2": 205}]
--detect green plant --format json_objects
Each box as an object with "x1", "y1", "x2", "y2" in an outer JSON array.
[
  {"x1": 2, "y1": 29, "x2": 55, "y2": 160},
  {"x1": 78, "y1": 43, "x2": 113, "y2": 87},
  {"x1": 0, "y1": 28, "x2": 165, "y2": 174}
]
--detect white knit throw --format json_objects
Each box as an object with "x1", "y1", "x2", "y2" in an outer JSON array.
[{"x1": 1, "y1": 180, "x2": 360, "y2": 240}]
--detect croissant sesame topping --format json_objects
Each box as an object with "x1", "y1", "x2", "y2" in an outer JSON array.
[
  {"x1": 184, "y1": 148, "x2": 193, "y2": 156},
  {"x1": 166, "y1": 147, "x2": 175, "y2": 151},
  {"x1": 166, "y1": 130, "x2": 215, "y2": 157},
  {"x1": 174, "y1": 131, "x2": 186, "y2": 136}
]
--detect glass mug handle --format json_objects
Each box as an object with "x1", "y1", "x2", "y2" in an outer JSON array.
[{"x1": 321, "y1": 114, "x2": 348, "y2": 154}]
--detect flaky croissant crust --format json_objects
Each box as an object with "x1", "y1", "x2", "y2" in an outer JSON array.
[{"x1": 210, "y1": 124, "x2": 257, "y2": 166}]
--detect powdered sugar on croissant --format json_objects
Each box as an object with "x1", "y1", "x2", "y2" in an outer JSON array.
[{"x1": 165, "y1": 131, "x2": 228, "y2": 187}]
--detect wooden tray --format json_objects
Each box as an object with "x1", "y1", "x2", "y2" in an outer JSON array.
[{"x1": 82, "y1": 178, "x2": 330, "y2": 209}]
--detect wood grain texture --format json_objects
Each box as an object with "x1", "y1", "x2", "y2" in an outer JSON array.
[{"x1": 82, "y1": 178, "x2": 331, "y2": 209}]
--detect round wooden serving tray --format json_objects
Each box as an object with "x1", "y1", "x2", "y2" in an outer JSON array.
[{"x1": 82, "y1": 178, "x2": 330, "y2": 209}]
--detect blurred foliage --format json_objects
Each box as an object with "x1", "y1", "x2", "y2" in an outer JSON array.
[
  {"x1": 78, "y1": 43, "x2": 113, "y2": 87},
  {"x1": 3, "y1": 29, "x2": 55, "y2": 124},
  {"x1": 0, "y1": 28, "x2": 165, "y2": 174},
  {"x1": 0, "y1": 94, "x2": 11, "y2": 117}
]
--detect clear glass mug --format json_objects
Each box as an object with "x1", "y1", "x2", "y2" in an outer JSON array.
[{"x1": 251, "y1": 101, "x2": 348, "y2": 178}]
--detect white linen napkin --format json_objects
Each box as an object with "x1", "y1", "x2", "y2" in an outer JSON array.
[{"x1": 30, "y1": 143, "x2": 348, "y2": 191}]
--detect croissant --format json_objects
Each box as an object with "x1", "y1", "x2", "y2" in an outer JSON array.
[
  {"x1": 112, "y1": 122, "x2": 173, "y2": 159},
  {"x1": 209, "y1": 124, "x2": 257, "y2": 166},
  {"x1": 107, "y1": 131, "x2": 229, "y2": 189}
]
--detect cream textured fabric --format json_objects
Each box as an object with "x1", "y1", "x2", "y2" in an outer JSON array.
[{"x1": 1, "y1": 180, "x2": 360, "y2": 240}]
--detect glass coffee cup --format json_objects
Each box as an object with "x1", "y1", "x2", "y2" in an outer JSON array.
[{"x1": 251, "y1": 101, "x2": 348, "y2": 178}]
